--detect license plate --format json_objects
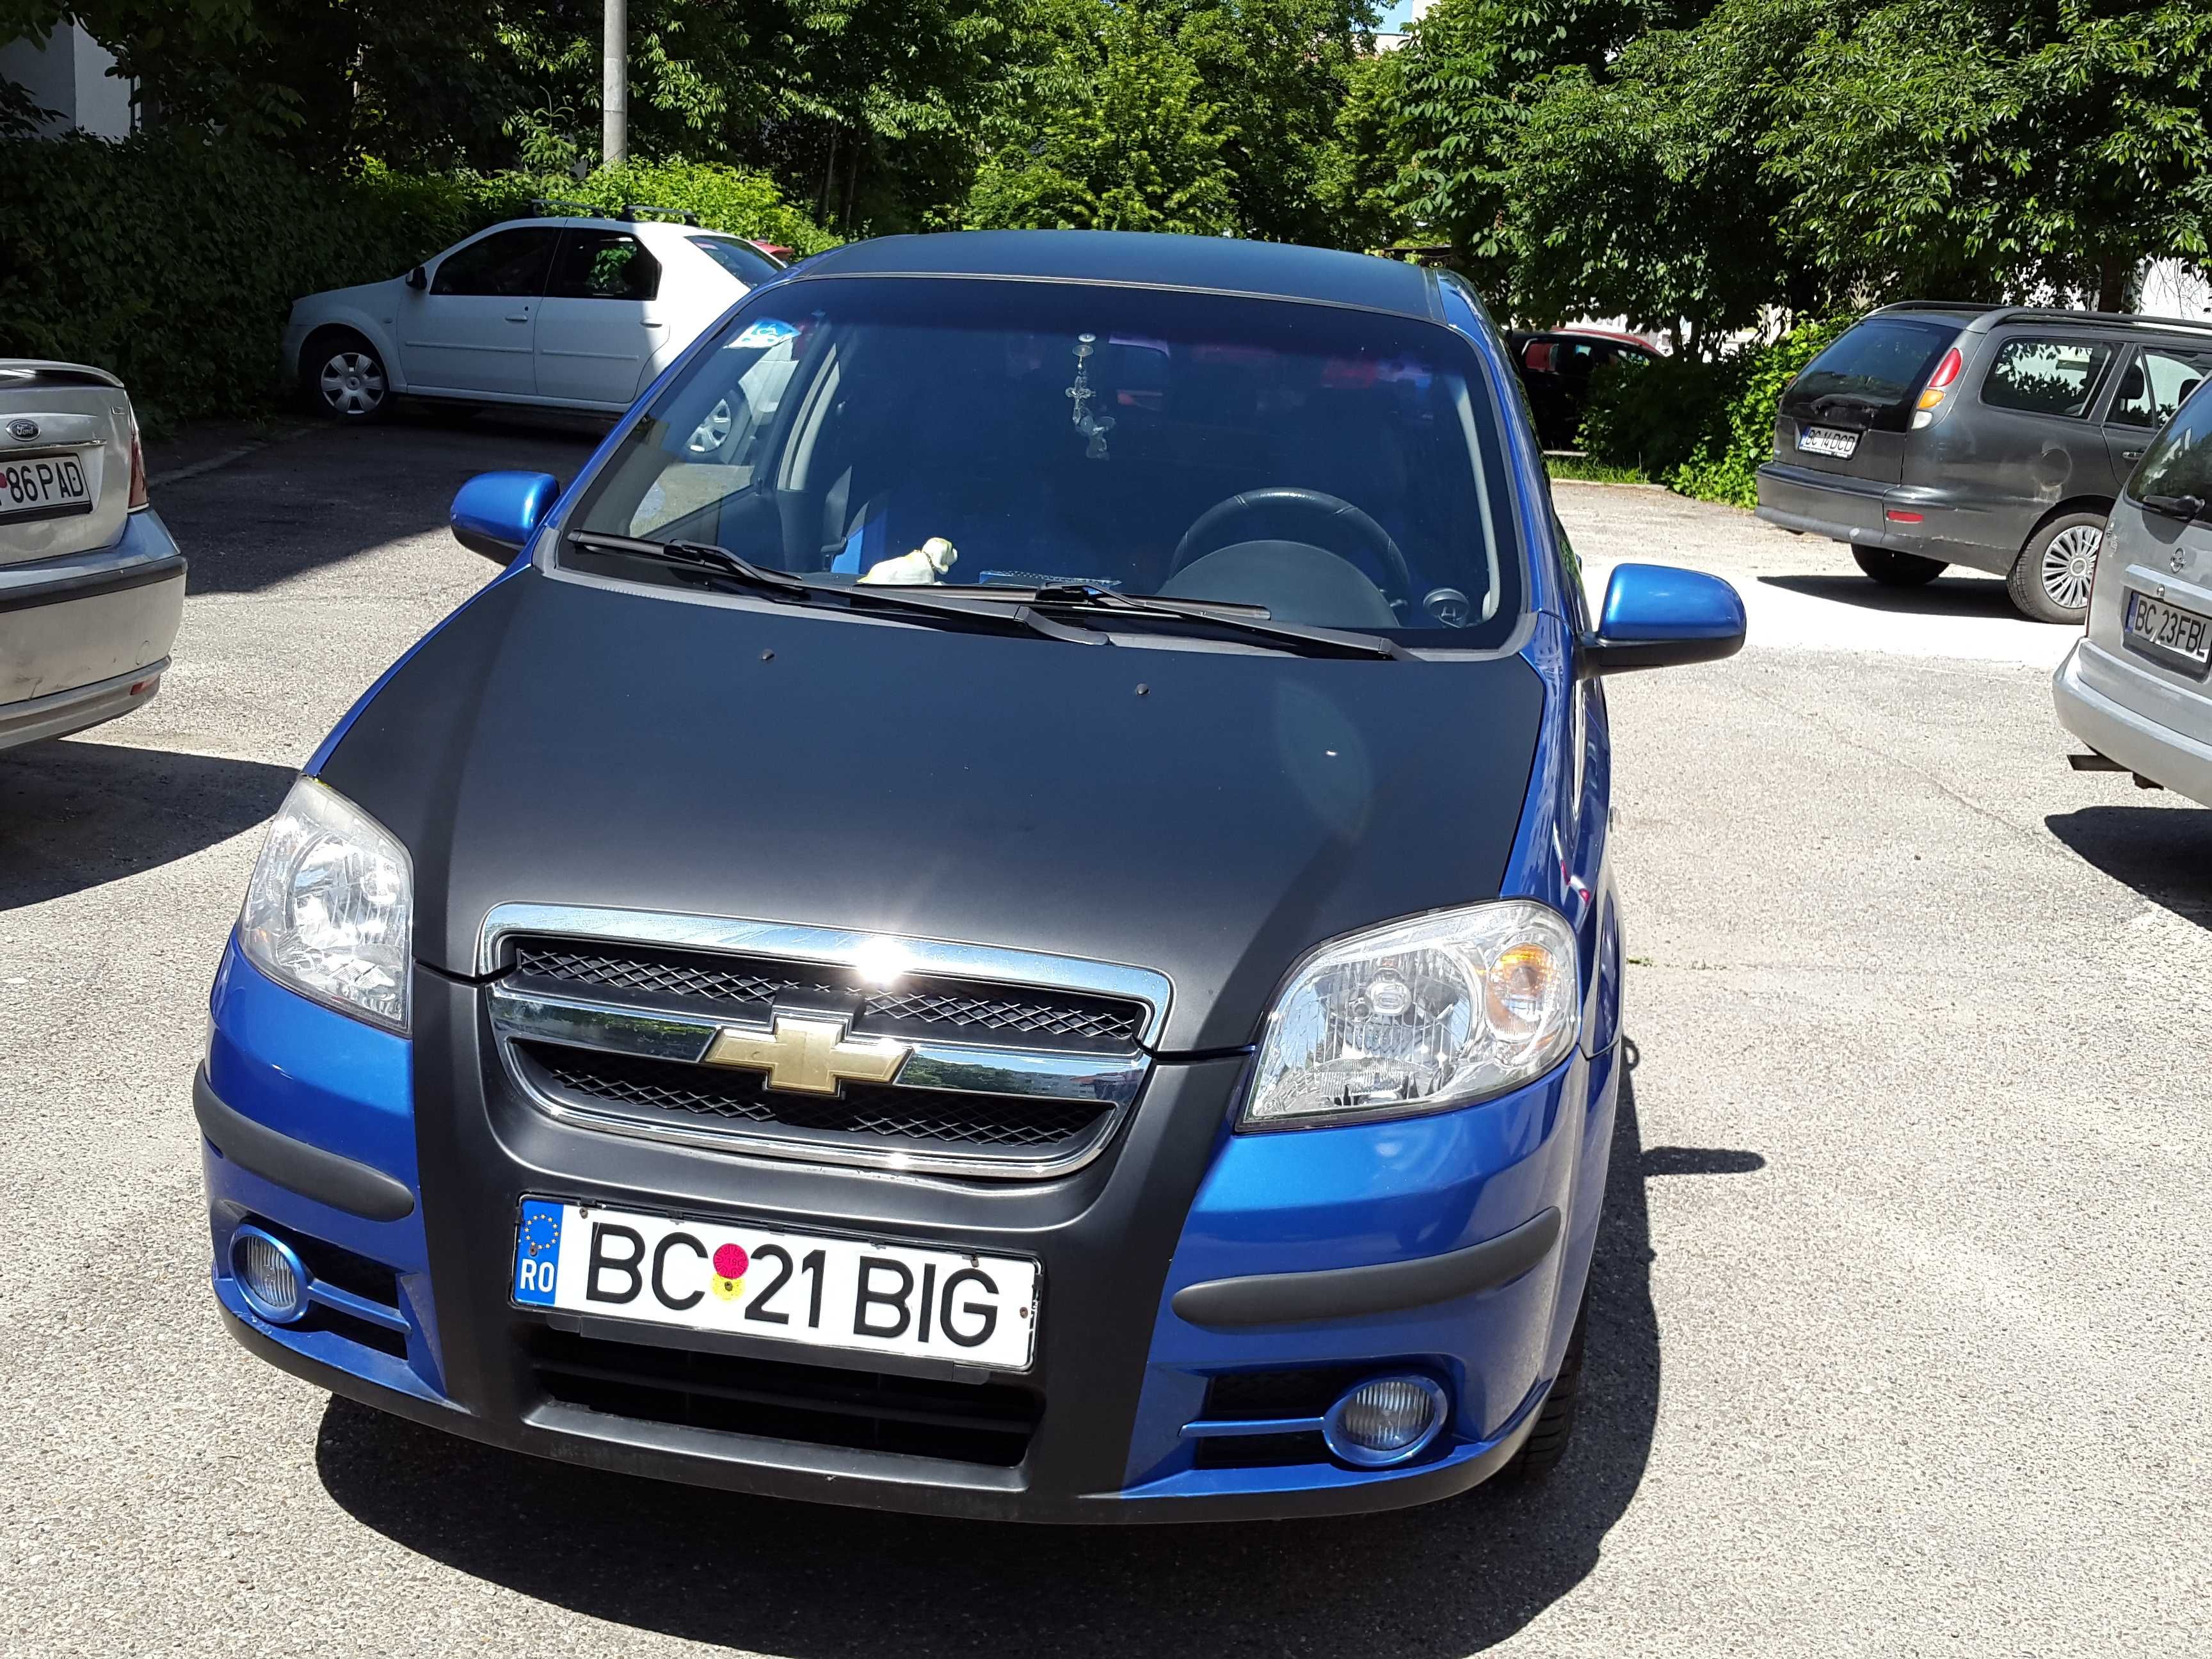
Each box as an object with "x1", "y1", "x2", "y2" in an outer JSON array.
[
  {"x1": 511, "y1": 1198, "x2": 1040, "y2": 1372},
  {"x1": 1797, "y1": 426, "x2": 1859, "y2": 459},
  {"x1": 2124, "y1": 588, "x2": 2212, "y2": 677},
  {"x1": 0, "y1": 453, "x2": 92, "y2": 522}
]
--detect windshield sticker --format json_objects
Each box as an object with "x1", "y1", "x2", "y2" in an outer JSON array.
[{"x1": 730, "y1": 318, "x2": 799, "y2": 350}]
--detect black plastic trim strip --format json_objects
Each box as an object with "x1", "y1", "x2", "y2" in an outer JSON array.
[
  {"x1": 0, "y1": 552, "x2": 186, "y2": 614},
  {"x1": 193, "y1": 1066, "x2": 417, "y2": 1222},
  {"x1": 1170, "y1": 1206, "x2": 1562, "y2": 1328}
]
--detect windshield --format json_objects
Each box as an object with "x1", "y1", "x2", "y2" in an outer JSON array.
[
  {"x1": 565, "y1": 276, "x2": 1521, "y2": 645},
  {"x1": 2130, "y1": 381, "x2": 2212, "y2": 502},
  {"x1": 1783, "y1": 317, "x2": 1961, "y2": 432}
]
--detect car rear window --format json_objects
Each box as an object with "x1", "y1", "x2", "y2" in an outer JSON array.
[
  {"x1": 1781, "y1": 317, "x2": 1961, "y2": 432},
  {"x1": 2129, "y1": 382, "x2": 2212, "y2": 501},
  {"x1": 692, "y1": 237, "x2": 783, "y2": 284}
]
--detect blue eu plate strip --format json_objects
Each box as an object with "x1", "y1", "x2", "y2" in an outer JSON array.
[{"x1": 513, "y1": 1200, "x2": 563, "y2": 1305}]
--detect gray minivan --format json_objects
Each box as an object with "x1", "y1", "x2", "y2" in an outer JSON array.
[{"x1": 1756, "y1": 305, "x2": 2212, "y2": 623}]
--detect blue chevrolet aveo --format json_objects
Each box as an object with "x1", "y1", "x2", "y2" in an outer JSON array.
[{"x1": 197, "y1": 232, "x2": 1743, "y2": 1521}]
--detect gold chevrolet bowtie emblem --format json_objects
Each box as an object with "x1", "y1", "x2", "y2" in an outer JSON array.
[{"x1": 701, "y1": 1014, "x2": 908, "y2": 1095}]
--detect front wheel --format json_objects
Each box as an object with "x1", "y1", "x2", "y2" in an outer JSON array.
[
  {"x1": 2009, "y1": 512, "x2": 2104, "y2": 624},
  {"x1": 1853, "y1": 547, "x2": 1947, "y2": 587},
  {"x1": 305, "y1": 337, "x2": 390, "y2": 421}
]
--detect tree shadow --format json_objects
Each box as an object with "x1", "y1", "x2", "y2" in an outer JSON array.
[
  {"x1": 171, "y1": 415, "x2": 602, "y2": 597},
  {"x1": 0, "y1": 739, "x2": 296, "y2": 911},
  {"x1": 314, "y1": 1054, "x2": 1758, "y2": 1655},
  {"x1": 1758, "y1": 572, "x2": 2033, "y2": 620},
  {"x1": 2045, "y1": 803, "x2": 2212, "y2": 928}
]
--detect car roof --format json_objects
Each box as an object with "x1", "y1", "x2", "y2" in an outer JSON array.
[
  {"x1": 1870, "y1": 300, "x2": 2212, "y2": 339},
  {"x1": 787, "y1": 232, "x2": 1441, "y2": 319}
]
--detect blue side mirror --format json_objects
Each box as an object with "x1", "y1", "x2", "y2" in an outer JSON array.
[
  {"x1": 1583, "y1": 563, "x2": 1747, "y2": 675},
  {"x1": 451, "y1": 471, "x2": 561, "y2": 563}
]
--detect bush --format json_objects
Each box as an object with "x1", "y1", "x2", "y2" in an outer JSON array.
[
  {"x1": 1578, "y1": 351, "x2": 1729, "y2": 479},
  {"x1": 0, "y1": 132, "x2": 833, "y2": 429},
  {"x1": 1578, "y1": 316, "x2": 1859, "y2": 508},
  {"x1": 1669, "y1": 316, "x2": 1855, "y2": 507}
]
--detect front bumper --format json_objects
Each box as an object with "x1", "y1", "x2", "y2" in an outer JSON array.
[
  {"x1": 200, "y1": 943, "x2": 1615, "y2": 1522},
  {"x1": 2055, "y1": 638, "x2": 2212, "y2": 808}
]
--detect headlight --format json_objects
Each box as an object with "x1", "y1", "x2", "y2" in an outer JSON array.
[
  {"x1": 1240, "y1": 900, "x2": 1580, "y2": 1128},
  {"x1": 238, "y1": 778, "x2": 413, "y2": 1031}
]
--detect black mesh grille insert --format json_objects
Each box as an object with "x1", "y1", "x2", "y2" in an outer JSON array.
[
  {"x1": 507, "y1": 938, "x2": 1146, "y2": 1049},
  {"x1": 1192, "y1": 1431, "x2": 1328, "y2": 1470},
  {"x1": 533, "y1": 1329, "x2": 1039, "y2": 1466},
  {"x1": 1202, "y1": 1366, "x2": 1370, "y2": 1422},
  {"x1": 523, "y1": 1043, "x2": 1114, "y2": 1152}
]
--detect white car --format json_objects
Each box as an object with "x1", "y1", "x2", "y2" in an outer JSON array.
[
  {"x1": 281, "y1": 211, "x2": 784, "y2": 421},
  {"x1": 1, "y1": 360, "x2": 185, "y2": 749},
  {"x1": 2055, "y1": 380, "x2": 2212, "y2": 804}
]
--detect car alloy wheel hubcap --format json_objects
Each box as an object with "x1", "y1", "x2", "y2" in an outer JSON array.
[
  {"x1": 2042, "y1": 524, "x2": 2101, "y2": 611},
  {"x1": 319, "y1": 351, "x2": 386, "y2": 416},
  {"x1": 688, "y1": 397, "x2": 734, "y2": 453}
]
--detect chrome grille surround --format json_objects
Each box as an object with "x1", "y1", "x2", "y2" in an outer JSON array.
[{"x1": 479, "y1": 904, "x2": 1173, "y2": 1180}]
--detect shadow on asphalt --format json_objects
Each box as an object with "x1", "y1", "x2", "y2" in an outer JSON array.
[
  {"x1": 171, "y1": 405, "x2": 605, "y2": 597},
  {"x1": 314, "y1": 1056, "x2": 1762, "y2": 1655},
  {"x1": 2046, "y1": 803, "x2": 2212, "y2": 927},
  {"x1": 1757, "y1": 572, "x2": 2033, "y2": 620},
  {"x1": 0, "y1": 739, "x2": 294, "y2": 910}
]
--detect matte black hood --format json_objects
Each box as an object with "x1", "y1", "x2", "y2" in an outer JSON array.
[{"x1": 319, "y1": 570, "x2": 1546, "y2": 1053}]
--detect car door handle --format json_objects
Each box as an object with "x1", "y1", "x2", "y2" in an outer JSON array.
[
  {"x1": 2120, "y1": 449, "x2": 2145, "y2": 461},
  {"x1": 506, "y1": 312, "x2": 531, "y2": 323},
  {"x1": 642, "y1": 320, "x2": 665, "y2": 328}
]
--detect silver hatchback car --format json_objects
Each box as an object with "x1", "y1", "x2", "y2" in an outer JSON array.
[
  {"x1": 2055, "y1": 382, "x2": 2212, "y2": 805},
  {"x1": 1, "y1": 360, "x2": 185, "y2": 749}
]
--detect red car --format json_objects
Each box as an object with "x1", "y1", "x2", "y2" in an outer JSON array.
[{"x1": 1507, "y1": 328, "x2": 1659, "y2": 450}]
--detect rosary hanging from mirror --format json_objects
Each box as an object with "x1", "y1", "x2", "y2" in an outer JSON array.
[{"x1": 1067, "y1": 333, "x2": 1115, "y2": 460}]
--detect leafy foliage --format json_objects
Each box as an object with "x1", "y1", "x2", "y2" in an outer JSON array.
[
  {"x1": 1580, "y1": 316, "x2": 1857, "y2": 505},
  {"x1": 966, "y1": 3, "x2": 1237, "y2": 232}
]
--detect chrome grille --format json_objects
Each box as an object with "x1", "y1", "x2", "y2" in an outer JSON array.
[
  {"x1": 525, "y1": 1045, "x2": 1111, "y2": 1151},
  {"x1": 481, "y1": 907, "x2": 1172, "y2": 1180},
  {"x1": 508, "y1": 938, "x2": 1147, "y2": 1050}
]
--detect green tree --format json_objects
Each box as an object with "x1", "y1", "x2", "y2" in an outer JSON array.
[
  {"x1": 1761, "y1": 0, "x2": 2212, "y2": 309},
  {"x1": 1153, "y1": 0, "x2": 1377, "y2": 244},
  {"x1": 966, "y1": 4, "x2": 1237, "y2": 234}
]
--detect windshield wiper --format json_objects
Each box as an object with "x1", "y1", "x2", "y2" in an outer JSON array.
[
  {"x1": 566, "y1": 531, "x2": 1102, "y2": 643},
  {"x1": 1024, "y1": 582, "x2": 1405, "y2": 659}
]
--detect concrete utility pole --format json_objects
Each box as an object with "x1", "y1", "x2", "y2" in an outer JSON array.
[{"x1": 602, "y1": 0, "x2": 628, "y2": 167}]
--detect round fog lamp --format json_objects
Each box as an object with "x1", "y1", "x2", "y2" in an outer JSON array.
[
  {"x1": 231, "y1": 1226, "x2": 310, "y2": 1324},
  {"x1": 1322, "y1": 1374, "x2": 1449, "y2": 1468}
]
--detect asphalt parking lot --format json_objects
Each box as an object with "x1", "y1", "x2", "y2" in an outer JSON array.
[{"x1": 3, "y1": 420, "x2": 2206, "y2": 1657}]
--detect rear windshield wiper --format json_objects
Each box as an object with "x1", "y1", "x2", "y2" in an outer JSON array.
[
  {"x1": 1024, "y1": 582, "x2": 1404, "y2": 659},
  {"x1": 565, "y1": 531, "x2": 1102, "y2": 643}
]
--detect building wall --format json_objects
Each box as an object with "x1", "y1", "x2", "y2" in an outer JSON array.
[
  {"x1": 2140, "y1": 260, "x2": 2212, "y2": 325},
  {"x1": 1, "y1": 23, "x2": 134, "y2": 138}
]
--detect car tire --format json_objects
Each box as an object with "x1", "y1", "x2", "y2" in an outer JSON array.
[
  {"x1": 302, "y1": 333, "x2": 391, "y2": 422},
  {"x1": 1852, "y1": 547, "x2": 1947, "y2": 586},
  {"x1": 2008, "y1": 511, "x2": 2105, "y2": 624},
  {"x1": 1500, "y1": 1296, "x2": 1587, "y2": 1483}
]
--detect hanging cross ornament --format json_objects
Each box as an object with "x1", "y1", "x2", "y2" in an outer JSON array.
[{"x1": 1067, "y1": 333, "x2": 1116, "y2": 460}]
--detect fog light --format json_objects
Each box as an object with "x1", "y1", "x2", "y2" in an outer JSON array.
[
  {"x1": 231, "y1": 1225, "x2": 310, "y2": 1324},
  {"x1": 1322, "y1": 1374, "x2": 1448, "y2": 1468}
]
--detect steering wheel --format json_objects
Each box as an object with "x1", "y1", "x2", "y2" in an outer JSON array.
[{"x1": 1169, "y1": 486, "x2": 1413, "y2": 598}]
